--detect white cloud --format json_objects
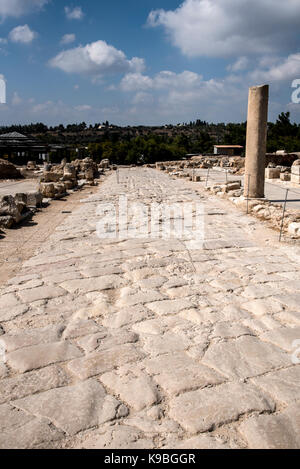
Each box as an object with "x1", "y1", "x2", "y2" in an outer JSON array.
[
  {"x1": 60, "y1": 33, "x2": 76, "y2": 45},
  {"x1": 12, "y1": 91, "x2": 22, "y2": 106},
  {"x1": 0, "y1": 0, "x2": 48, "y2": 19},
  {"x1": 9, "y1": 25, "x2": 37, "y2": 43},
  {"x1": 250, "y1": 53, "x2": 300, "y2": 83},
  {"x1": 227, "y1": 57, "x2": 249, "y2": 73},
  {"x1": 148, "y1": 0, "x2": 300, "y2": 58},
  {"x1": 121, "y1": 70, "x2": 203, "y2": 92},
  {"x1": 75, "y1": 104, "x2": 92, "y2": 111},
  {"x1": 65, "y1": 6, "x2": 84, "y2": 20},
  {"x1": 49, "y1": 40, "x2": 145, "y2": 77}
]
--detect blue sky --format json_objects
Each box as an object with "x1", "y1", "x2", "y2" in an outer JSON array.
[{"x1": 0, "y1": 0, "x2": 300, "y2": 126}]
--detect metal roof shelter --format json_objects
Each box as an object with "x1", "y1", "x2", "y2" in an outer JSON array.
[
  {"x1": 0, "y1": 132, "x2": 50, "y2": 163},
  {"x1": 214, "y1": 145, "x2": 244, "y2": 156}
]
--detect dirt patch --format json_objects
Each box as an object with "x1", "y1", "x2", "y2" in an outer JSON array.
[{"x1": 0, "y1": 185, "x2": 99, "y2": 287}]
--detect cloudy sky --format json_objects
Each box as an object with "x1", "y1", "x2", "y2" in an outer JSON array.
[{"x1": 0, "y1": 0, "x2": 300, "y2": 126}]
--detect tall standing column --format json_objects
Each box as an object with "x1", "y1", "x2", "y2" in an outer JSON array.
[{"x1": 244, "y1": 84, "x2": 269, "y2": 198}]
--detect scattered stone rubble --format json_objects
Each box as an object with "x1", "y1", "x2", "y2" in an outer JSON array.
[
  {"x1": 0, "y1": 192, "x2": 42, "y2": 229},
  {"x1": 0, "y1": 158, "x2": 111, "y2": 229},
  {"x1": 39, "y1": 158, "x2": 103, "y2": 199},
  {"x1": 155, "y1": 156, "x2": 245, "y2": 174},
  {"x1": 0, "y1": 159, "x2": 22, "y2": 180}
]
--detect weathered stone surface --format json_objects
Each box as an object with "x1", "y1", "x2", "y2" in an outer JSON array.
[
  {"x1": 260, "y1": 326, "x2": 300, "y2": 352},
  {"x1": 163, "y1": 435, "x2": 229, "y2": 449},
  {"x1": 101, "y1": 366, "x2": 159, "y2": 411},
  {"x1": 67, "y1": 344, "x2": 145, "y2": 379},
  {"x1": 242, "y1": 298, "x2": 283, "y2": 316},
  {"x1": 1, "y1": 167, "x2": 300, "y2": 449},
  {"x1": 62, "y1": 320, "x2": 100, "y2": 339},
  {"x1": 251, "y1": 366, "x2": 300, "y2": 405},
  {"x1": 0, "y1": 414, "x2": 64, "y2": 449},
  {"x1": 0, "y1": 365, "x2": 70, "y2": 404},
  {"x1": 1, "y1": 324, "x2": 65, "y2": 352},
  {"x1": 0, "y1": 363, "x2": 8, "y2": 379},
  {"x1": 144, "y1": 352, "x2": 224, "y2": 396},
  {"x1": 239, "y1": 403, "x2": 300, "y2": 449},
  {"x1": 76, "y1": 330, "x2": 138, "y2": 354},
  {"x1": 169, "y1": 382, "x2": 274, "y2": 433},
  {"x1": 60, "y1": 275, "x2": 125, "y2": 293},
  {"x1": 18, "y1": 286, "x2": 66, "y2": 303},
  {"x1": 14, "y1": 379, "x2": 120, "y2": 436},
  {"x1": 142, "y1": 332, "x2": 192, "y2": 356},
  {"x1": 7, "y1": 341, "x2": 82, "y2": 373},
  {"x1": 103, "y1": 305, "x2": 153, "y2": 328},
  {"x1": 117, "y1": 289, "x2": 164, "y2": 307},
  {"x1": 146, "y1": 299, "x2": 193, "y2": 316},
  {"x1": 79, "y1": 425, "x2": 154, "y2": 449},
  {"x1": 212, "y1": 321, "x2": 252, "y2": 339},
  {"x1": 0, "y1": 403, "x2": 32, "y2": 432},
  {"x1": 0, "y1": 292, "x2": 30, "y2": 320},
  {"x1": 202, "y1": 336, "x2": 289, "y2": 379}
]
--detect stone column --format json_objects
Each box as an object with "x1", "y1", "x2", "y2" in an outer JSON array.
[{"x1": 244, "y1": 84, "x2": 269, "y2": 198}]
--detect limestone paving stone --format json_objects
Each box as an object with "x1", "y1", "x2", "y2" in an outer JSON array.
[
  {"x1": 146, "y1": 298, "x2": 194, "y2": 316},
  {"x1": 78, "y1": 425, "x2": 154, "y2": 449},
  {"x1": 163, "y1": 435, "x2": 230, "y2": 449},
  {"x1": 1, "y1": 167, "x2": 300, "y2": 449},
  {"x1": 0, "y1": 363, "x2": 8, "y2": 379},
  {"x1": 241, "y1": 298, "x2": 284, "y2": 317},
  {"x1": 67, "y1": 344, "x2": 145, "y2": 379},
  {"x1": 169, "y1": 382, "x2": 275, "y2": 434},
  {"x1": 7, "y1": 341, "x2": 83, "y2": 373},
  {"x1": 0, "y1": 324, "x2": 65, "y2": 352},
  {"x1": 239, "y1": 403, "x2": 300, "y2": 449},
  {"x1": 117, "y1": 289, "x2": 164, "y2": 307},
  {"x1": 202, "y1": 336, "x2": 290, "y2": 379},
  {"x1": 0, "y1": 365, "x2": 70, "y2": 404},
  {"x1": 102, "y1": 305, "x2": 153, "y2": 328},
  {"x1": 0, "y1": 403, "x2": 33, "y2": 432},
  {"x1": 0, "y1": 416, "x2": 64, "y2": 449},
  {"x1": 62, "y1": 319, "x2": 100, "y2": 339},
  {"x1": 141, "y1": 332, "x2": 192, "y2": 357},
  {"x1": 76, "y1": 330, "x2": 139, "y2": 354},
  {"x1": 100, "y1": 366, "x2": 160, "y2": 411},
  {"x1": 143, "y1": 352, "x2": 225, "y2": 396},
  {"x1": 260, "y1": 326, "x2": 300, "y2": 352},
  {"x1": 60, "y1": 275, "x2": 126, "y2": 294},
  {"x1": 17, "y1": 286, "x2": 67, "y2": 303},
  {"x1": 14, "y1": 379, "x2": 120, "y2": 436},
  {"x1": 275, "y1": 311, "x2": 300, "y2": 326},
  {"x1": 251, "y1": 366, "x2": 300, "y2": 405}
]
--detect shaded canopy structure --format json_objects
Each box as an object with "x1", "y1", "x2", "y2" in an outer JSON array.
[{"x1": 0, "y1": 132, "x2": 50, "y2": 164}]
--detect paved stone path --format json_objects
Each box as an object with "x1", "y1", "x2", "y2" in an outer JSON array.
[
  {"x1": 0, "y1": 179, "x2": 39, "y2": 197},
  {"x1": 0, "y1": 167, "x2": 299, "y2": 449}
]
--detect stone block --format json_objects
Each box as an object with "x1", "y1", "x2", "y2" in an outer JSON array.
[
  {"x1": 280, "y1": 173, "x2": 291, "y2": 181},
  {"x1": 265, "y1": 168, "x2": 280, "y2": 179},
  {"x1": 26, "y1": 191, "x2": 43, "y2": 208},
  {"x1": 291, "y1": 174, "x2": 300, "y2": 184},
  {"x1": 288, "y1": 222, "x2": 300, "y2": 237},
  {"x1": 291, "y1": 165, "x2": 300, "y2": 176}
]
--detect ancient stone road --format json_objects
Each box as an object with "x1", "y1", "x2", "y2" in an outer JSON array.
[{"x1": 0, "y1": 168, "x2": 299, "y2": 449}]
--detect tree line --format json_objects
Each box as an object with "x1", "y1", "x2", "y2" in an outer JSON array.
[{"x1": 1, "y1": 112, "x2": 300, "y2": 165}]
